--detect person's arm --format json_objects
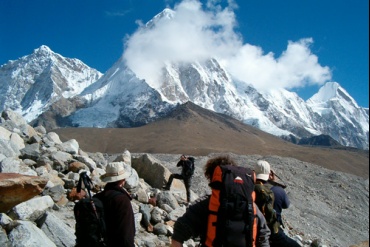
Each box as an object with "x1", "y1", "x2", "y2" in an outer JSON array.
[
  {"x1": 171, "y1": 198, "x2": 208, "y2": 243},
  {"x1": 170, "y1": 239, "x2": 183, "y2": 247},
  {"x1": 280, "y1": 188, "x2": 290, "y2": 209},
  {"x1": 255, "y1": 204, "x2": 271, "y2": 247},
  {"x1": 176, "y1": 160, "x2": 183, "y2": 167}
]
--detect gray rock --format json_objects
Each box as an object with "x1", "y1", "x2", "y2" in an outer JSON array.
[
  {"x1": 8, "y1": 220, "x2": 57, "y2": 247},
  {"x1": 0, "y1": 157, "x2": 37, "y2": 176},
  {"x1": 0, "y1": 141, "x2": 19, "y2": 158},
  {"x1": 0, "y1": 213, "x2": 13, "y2": 227},
  {"x1": 151, "y1": 207, "x2": 165, "y2": 224},
  {"x1": 157, "y1": 191, "x2": 180, "y2": 210},
  {"x1": 0, "y1": 227, "x2": 10, "y2": 247},
  {"x1": 34, "y1": 125, "x2": 47, "y2": 135},
  {"x1": 132, "y1": 154, "x2": 171, "y2": 189},
  {"x1": 39, "y1": 212, "x2": 76, "y2": 247},
  {"x1": 9, "y1": 133, "x2": 25, "y2": 150},
  {"x1": 58, "y1": 139, "x2": 79, "y2": 155},
  {"x1": 74, "y1": 155, "x2": 97, "y2": 171},
  {"x1": 8, "y1": 196, "x2": 55, "y2": 221},
  {"x1": 20, "y1": 143, "x2": 41, "y2": 160},
  {"x1": 44, "y1": 132, "x2": 63, "y2": 145},
  {"x1": 153, "y1": 223, "x2": 168, "y2": 236},
  {"x1": 42, "y1": 185, "x2": 66, "y2": 203}
]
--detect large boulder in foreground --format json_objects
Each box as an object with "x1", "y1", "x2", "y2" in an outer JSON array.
[{"x1": 0, "y1": 173, "x2": 48, "y2": 213}]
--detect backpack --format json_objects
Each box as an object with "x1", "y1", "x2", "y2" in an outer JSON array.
[
  {"x1": 205, "y1": 165, "x2": 257, "y2": 247},
  {"x1": 254, "y1": 181, "x2": 280, "y2": 234},
  {"x1": 183, "y1": 157, "x2": 195, "y2": 177},
  {"x1": 73, "y1": 172, "x2": 119, "y2": 247}
]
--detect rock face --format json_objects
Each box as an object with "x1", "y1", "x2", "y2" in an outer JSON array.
[
  {"x1": 0, "y1": 109, "x2": 368, "y2": 247},
  {"x1": 0, "y1": 173, "x2": 48, "y2": 213}
]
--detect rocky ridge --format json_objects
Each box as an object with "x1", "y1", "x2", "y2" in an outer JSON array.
[{"x1": 0, "y1": 109, "x2": 368, "y2": 247}]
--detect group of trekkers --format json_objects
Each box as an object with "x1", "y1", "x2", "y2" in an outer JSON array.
[{"x1": 75, "y1": 154, "x2": 300, "y2": 247}]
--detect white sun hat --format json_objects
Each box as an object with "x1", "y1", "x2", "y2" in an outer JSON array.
[{"x1": 100, "y1": 163, "x2": 130, "y2": 183}]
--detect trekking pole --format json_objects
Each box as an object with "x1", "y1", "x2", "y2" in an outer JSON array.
[{"x1": 77, "y1": 172, "x2": 94, "y2": 198}]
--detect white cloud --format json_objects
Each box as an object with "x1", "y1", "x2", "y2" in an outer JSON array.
[
  {"x1": 226, "y1": 38, "x2": 332, "y2": 90},
  {"x1": 123, "y1": 0, "x2": 332, "y2": 90}
]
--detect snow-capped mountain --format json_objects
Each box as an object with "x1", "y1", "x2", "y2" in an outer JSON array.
[
  {"x1": 0, "y1": 12, "x2": 368, "y2": 150},
  {"x1": 307, "y1": 82, "x2": 369, "y2": 149},
  {"x1": 0, "y1": 45, "x2": 103, "y2": 122},
  {"x1": 70, "y1": 57, "x2": 173, "y2": 127},
  {"x1": 66, "y1": 52, "x2": 368, "y2": 149}
]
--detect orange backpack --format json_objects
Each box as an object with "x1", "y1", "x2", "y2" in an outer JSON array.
[{"x1": 205, "y1": 165, "x2": 257, "y2": 247}]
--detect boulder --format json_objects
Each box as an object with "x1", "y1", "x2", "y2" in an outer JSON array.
[
  {"x1": 58, "y1": 139, "x2": 79, "y2": 155},
  {"x1": 39, "y1": 212, "x2": 75, "y2": 247},
  {"x1": 132, "y1": 154, "x2": 184, "y2": 190},
  {"x1": 0, "y1": 174, "x2": 48, "y2": 213},
  {"x1": 0, "y1": 157, "x2": 37, "y2": 176},
  {"x1": 113, "y1": 149, "x2": 132, "y2": 165},
  {"x1": 0, "y1": 227, "x2": 9, "y2": 247},
  {"x1": 8, "y1": 196, "x2": 54, "y2": 221},
  {"x1": 8, "y1": 220, "x2": 56, "y2": 247}
]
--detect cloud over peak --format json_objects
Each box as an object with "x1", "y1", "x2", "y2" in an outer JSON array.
[{"x1": 123, "y1": 0, "x2": 331, "y2": 90}]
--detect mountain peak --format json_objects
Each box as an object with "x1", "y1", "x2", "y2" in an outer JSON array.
[
  {"x1": 308, "y1": 82, "x2": 358, "y2": 107},
  {"x1": 33, "y1": 45, "x2": 53, "y2": 56},
  {"x1": 146, "y1": 8, "x2": 175, "y2": 28}
]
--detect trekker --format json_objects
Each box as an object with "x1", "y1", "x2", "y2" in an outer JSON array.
[
  {"x1": 94, "y1": 163, "x2": 135, "y2": 247},
  {"x1": 170, "y1": 155, "x2": 271, "y2": 247},
  {"x1": 254, "y1": 160, "x2": 300, "y2": 247},
  {"x1": 163, "y1": 154, "x2": 195, "y2": 203}
]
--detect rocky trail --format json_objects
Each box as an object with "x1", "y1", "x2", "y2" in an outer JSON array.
[{"x1": 0, "y1": 109, "x2": 368, "y2": 247}]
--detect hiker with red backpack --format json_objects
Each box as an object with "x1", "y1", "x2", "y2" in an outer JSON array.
[
  {"x1": 170, "y1": 155, "x2": 271, "y2": 247},
  {"x1": 254, "y1": 160, "x2": 300, "y2": 247},
  {"x1": 163, "y1": 154, "x2": 195, "y2": 204}
]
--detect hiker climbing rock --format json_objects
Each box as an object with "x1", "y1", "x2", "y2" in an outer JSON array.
[
  {"x1": 163, "y1": 154, "x2": 195, "y2": 203},
  {"x1": 254, "y1": 160, "x2": 300, "y2": 247}
]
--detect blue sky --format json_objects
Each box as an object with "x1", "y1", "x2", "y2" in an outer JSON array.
[{"x1": 0, "y1": 0, "x2": 368, "y2": 108}]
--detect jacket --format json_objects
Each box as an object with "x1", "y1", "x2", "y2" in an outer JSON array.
[
  {"x1": 172, "y1": 196, "x2": 271, "y2": 247},
  {"x1": 270, "y1": 185, "x2": 290, "y2": 224},
  {"x1": 177, "y1": 158, "x2": 194, "y2": 178},
  {"x1": 95, "y1": 183, "x2": 135, "y2": 247}
]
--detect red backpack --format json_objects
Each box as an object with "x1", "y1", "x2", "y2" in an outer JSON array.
[{"x1": 205, "y1": 165, "x2": 257, "y2": 247}]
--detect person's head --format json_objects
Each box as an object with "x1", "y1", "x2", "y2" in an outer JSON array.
[
  {"x1": 254, "y1": 160, "x2": 271, "y2": 181},
  {"x1": 180, "y1": 154, "x2": 187, "y2": 160},
  {"x1": 204, "y1": 155, "x2": 237, "y2": 182},
  {"x1": 100, "y1": 162, "x2": 130, "y2": 186}
]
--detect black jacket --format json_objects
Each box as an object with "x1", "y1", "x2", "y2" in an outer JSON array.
[
  {"x1": 172, "y1": 196, "x2": 271, "y2": 247},
  {"x1": 95, "y1": 184, "x2": 135, "y2": 247}
]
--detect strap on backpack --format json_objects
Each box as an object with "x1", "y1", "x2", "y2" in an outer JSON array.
[{"x1": 76, "y1": 172, "x2": 105, "y2": 244}]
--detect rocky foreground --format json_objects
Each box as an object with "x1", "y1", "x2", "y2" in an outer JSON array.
[{"x1": 0, "y1": 109, "x2": 369, "y2": 247}]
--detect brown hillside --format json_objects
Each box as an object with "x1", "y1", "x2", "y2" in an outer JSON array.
[{"x1": 54, "y1": 102, "x2": 369, "y2": 178}]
